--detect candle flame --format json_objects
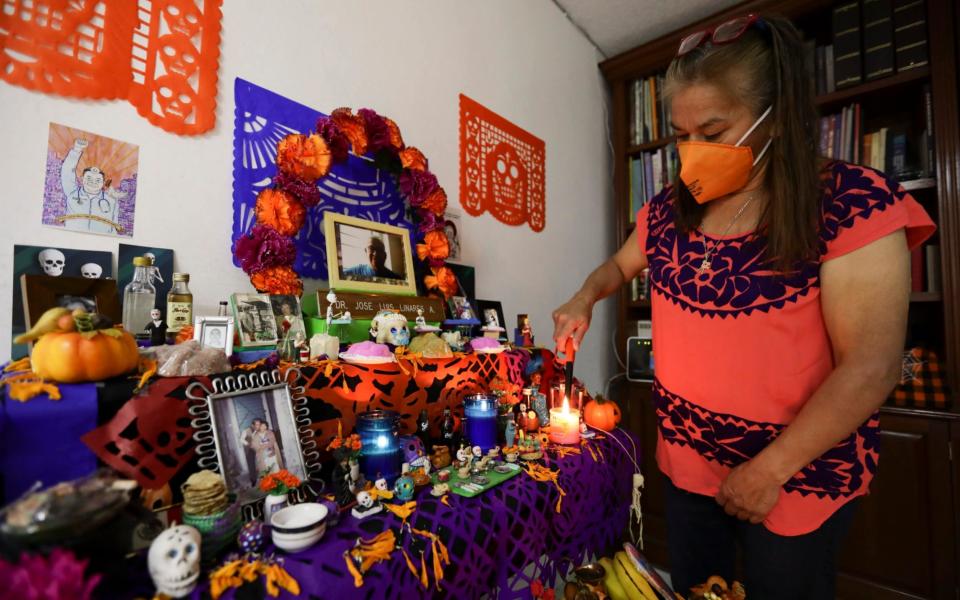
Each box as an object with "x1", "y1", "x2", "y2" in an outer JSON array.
[{"x1": 562, "y1": 396, "x2": 570, "y2": 414}]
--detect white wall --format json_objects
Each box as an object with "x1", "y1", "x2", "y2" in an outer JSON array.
[{"x1": 0, "y1": 0, "x2": 617, "y2": 392}]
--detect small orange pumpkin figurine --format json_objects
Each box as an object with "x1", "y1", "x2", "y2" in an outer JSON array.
[
  {"x1": 18, "y1": 308, "x2": 140, "y2": 383},
  {"x1": 583, "y1": 394, "x2": 622, "y2": 431}
]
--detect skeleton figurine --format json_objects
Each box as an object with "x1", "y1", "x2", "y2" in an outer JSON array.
[
  {"x1": 148, "y1": 524, "x2": 201, "y2": 598},
  {"x1": 332, "y1": 456, "x2": 356, "y2": 507},
  {"x1": 38, "y1": 248, "x2": 66, "y2": 277},
  {"x1": 415, "y1": 308, "x2": 427, "y2": 329},
  {"x1": 351, "y1": 490, "x2": 383, "y2": 520}
]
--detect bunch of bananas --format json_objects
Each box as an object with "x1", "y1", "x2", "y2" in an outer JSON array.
[{"x1": 597, "y1": 551, "x2": 676, "y2": 600}]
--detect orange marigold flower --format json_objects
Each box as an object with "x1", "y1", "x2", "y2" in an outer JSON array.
[
  {"x1": 175, "y1": 325, "x2": 195, "y2": 344},
  {"x1": 424, "y1": 266, "x2": 458, "y2": 298},
  {"x1": 398, "y1": 147, "x2": 428, "y2": 172},
  {"x1": 416, "y1": 230, "x2": 450, "y2": 262},
  {"x1": 383, "y1": 116, "x2": 404, "y2": 150},
  {"x1": 331, "y1": 108, "x2": 368, "y2": 156},
  {"x1": 327, "y1": 437, "x2": 343, "y2": 450},
  {"x1": 420, "y1": 188, "x2": 447, "y2": 217},
  {"x1": 276, "y1": 133, "x2": 332, "y2": 181},
  {"x1": 255, "y1": 189, "x2": 306, "y2": 236},
  {"x1": 250, "y1": 265, "x2": 303, "y2": 296}
]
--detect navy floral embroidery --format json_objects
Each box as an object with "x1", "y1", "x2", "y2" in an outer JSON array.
[
  {"x1": 645, "y1": 162, "x2": 901, "y2": 318},
  {"x1": 653, "y1": 379, "x2": 879, "y2": 499}
]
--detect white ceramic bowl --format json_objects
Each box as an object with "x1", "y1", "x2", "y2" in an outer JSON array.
[{"x1": 270, "y1": 503, "x2": 328, "y2": 552}]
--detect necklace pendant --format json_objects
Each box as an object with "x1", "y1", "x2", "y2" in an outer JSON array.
[{"x1": 699, "y1": 259, "x2": 711, "y2": 272}]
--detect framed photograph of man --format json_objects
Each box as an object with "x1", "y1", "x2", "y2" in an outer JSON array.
[
  {"x1": 324, "y1": 212, "x2": 417, "y2": 296},
  {"x1": 194, "y1": 316, "x2": 235, "y2": 356},
  {"x1": 231, "y1": 293, "x2": 279, "y2": 348},
  {"x1": 207, "y1": 383, "x2": 308, "y2": 504},
  {"x1": 270, "y1": 295, "x2": 306, "y2": 340},
  {"x1": 476, "y1": 299, "x2": 507, "y2": 340}
]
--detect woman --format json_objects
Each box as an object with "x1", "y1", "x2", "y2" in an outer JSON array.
[
  {"x1": 552, "y1": 14, "x2": 933, "y2": 599},
  {"x1": 251, "y1": 420, "x2": 284, "y2": 477}
]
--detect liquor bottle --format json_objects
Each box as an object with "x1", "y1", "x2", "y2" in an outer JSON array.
[
  {"x1": 417, "y1": 409, "x2": 431, "y2": 447},
  {"x1": 218, "y1": 301, "x2": 229, "y2": 317},
  {"x1": 440, "y1": 407, "x2": 457, "y2": 447},
  {"x1": 166, "y1": 273, "x2": 193, "y2": 333},
  {"x1": 122, "y1": 256, "x2": 156, "y2": 337}
]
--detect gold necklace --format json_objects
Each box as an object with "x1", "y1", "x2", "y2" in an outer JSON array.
[{"x1": 699, "y1": 195, "x2": 754, "y2": 273}]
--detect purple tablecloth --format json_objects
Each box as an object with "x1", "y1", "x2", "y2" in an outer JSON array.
[{"x1": 190, "y1": 430, "x2": 639, "y2": 600}]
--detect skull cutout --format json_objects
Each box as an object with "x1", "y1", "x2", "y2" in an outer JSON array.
[
  {"x1": 158, "y1": 34, "x2": 200, "y2": 79},
  {"x1": 39, "y1": 249, "x2": 66, "y2": 276},
  {"x1": 147, "y1": 524, "x2": 201, "y2": 598},
  {"x1": 80, "y1": 263, "x2": 103, "y2": 278},
  {"x1": 369, "y1": 310, "x2": 410, "y2": 346},
  {"x1": 154, "y1": 74, "x2": 197, "y2": 121},
  {"x1": 486, "y1": 143, "x2": 528, "y2": 223},
  {"x1": 161, "y1": 0, "x2": 203, "y2": 38}
]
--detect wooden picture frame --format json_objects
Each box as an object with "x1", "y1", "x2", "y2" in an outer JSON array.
[
  {"x1": 20, "y1": 274, "x2": 120, "y2": 334},
  {"x1": 324, "y1": 212, "x2": 417, "y2": 296}
]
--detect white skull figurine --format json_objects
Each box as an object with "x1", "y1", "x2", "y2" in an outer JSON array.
[
  {"x1": 80, "y1": 262, "x2": 103, "y2": 279},
  {"x1": 38, "y1": 249, "x2": 66, "y2": 277},
  {"x1": 357, "y1": 490, "x2": 374, "y2": 509},
  {"x1": 375, "y1": 478, "x2": 389, "y2": 492},
  {"x1": 370, "y1": 310, "x2": 410, "y2": 346},
  {"x1": 147, "y1": 524, "x2": 201, "y2": 598}
]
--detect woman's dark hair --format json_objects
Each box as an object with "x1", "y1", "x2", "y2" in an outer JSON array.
[{"x1": 663, "y1": 15, "x2": 820, "y2": 270}]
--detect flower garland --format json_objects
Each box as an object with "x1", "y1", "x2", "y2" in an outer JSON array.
[{"x1": 233, "y1": 107, "x2": 458, "y2": 297}]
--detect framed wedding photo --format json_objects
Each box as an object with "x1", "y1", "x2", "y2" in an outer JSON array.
[{"x1": 324, "y1": 212, "x2": 417, "y2": 296}]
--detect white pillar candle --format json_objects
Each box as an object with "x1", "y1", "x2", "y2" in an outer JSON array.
[{"x1": 549, "y1": 396, "x2": 581, "y2": 445}]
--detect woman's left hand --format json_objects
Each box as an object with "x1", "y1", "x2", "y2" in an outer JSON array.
[{"x1": 716, "y1": 460, "x2": 782, "y2": 524}]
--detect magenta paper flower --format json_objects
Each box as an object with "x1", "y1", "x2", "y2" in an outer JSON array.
[
  {"x1": 0, "y1": 549, "x2": 101, "y2": 600},
  {"x1": 358, "y1": 108, "x2": 392, "y2": 154},
  {"x1": 234, "y1": 224, "x2": 297, "y2": 274},
  {"x1": 416, "y1": 210, "x2": 445, "y2": 234},
  {"x1": 399, "y1": 169, "x2": 439, "y2": 207},
  {"x1": 274, "y1": 171, "x2": 322, "y2": 207},
  {"x1": 315, "y1": 116, "x2": 351, "y2": 163}
]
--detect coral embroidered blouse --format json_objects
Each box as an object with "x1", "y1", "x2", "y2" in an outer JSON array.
[{"x1": 636, "y1": 161, "x2": 935, "y2": 536}]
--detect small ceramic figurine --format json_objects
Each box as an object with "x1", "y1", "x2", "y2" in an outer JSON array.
[
  {"x1": 351, "y1": 490, "x2": 383, "y2": 520},
  {"x1": 415, "y1": 308, "x2": 427, "y2": 329},
  {"x1": 332, "y1": 457, "x2": 355, "y2": 507},
  {"x1": 525, "y1": 410, "x2": 540, "y2": 433},
  {"x1": 520, "y1": 315, "x2": 534, "y2": 347},
  {"x1": 471, "y1": 446, "x2": 482, "y2": 460},
  {"x1": 237, "y1": 520, "x2": 265, "y2": 554},
  {"x1": 325, "y1": 289, "x2": 337, "y2": 329},
  {"x1": 441, "y1": 330, "x2": 463, "y2": 352},
  {"x1": 145, "y1": 308, "x2": 168, "y2": 346},
  {"x1": 148, "y1": 524, "x2": 201, "y2": 598},
  {"x1": 459, "y1": 300, "x2": 474, "y2": 320},
  {"x1": 431, "y1": 482, "x2": 450, "y2": 497},
  {"x1": 393, "y1": 475, "x2": 415, "y2": 502},
  {"x1": 456, "y1": 444, "x2": 472, "y2": 467},
  {"x1": 294, "y1": 331, "x2": 309, "y2": 362},
  {"x1": 504, "y1": 419, "x2": 517, "y2": 447}
]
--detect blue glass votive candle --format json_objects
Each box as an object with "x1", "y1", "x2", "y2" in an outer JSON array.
[
  {"x1": 463, "y1": 394, "x2": 498, "y2": 452},
  {"x1": 356, "y1": 410, "x2": 401, "y2": 484}
]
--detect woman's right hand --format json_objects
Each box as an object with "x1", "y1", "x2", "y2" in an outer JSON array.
[{"x1": 552, "y1": 294, "x2": 594, "y2": 352}]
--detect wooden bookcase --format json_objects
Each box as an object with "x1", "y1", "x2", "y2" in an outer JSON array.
[{"x1": 600, "y1": 1, "x2": 960, "y2": 598}]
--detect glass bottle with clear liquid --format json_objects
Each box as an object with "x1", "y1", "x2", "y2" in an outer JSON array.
[{"x1": 122, "y1": 256, "x2": 156, "y2": 338}]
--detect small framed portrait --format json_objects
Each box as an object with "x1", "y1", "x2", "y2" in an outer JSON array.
[
  {"x1": 206, "y1": 382, "x2": 309, "y2": 504},
  {"x1": 324, "y1": 212, "x2": 417, "y2": 296},
  {"x1": 231, "y1": 293, "x2": 279, "y2": 347},
  {"x1": 193, "y1": 316, "x2": 235, "y2": 356},
  {"x1": 448, "y1": 295, "x2": 476, "y2": 321},
  {"x1": 476, "y1": 300, "x2": 506, "y2": 335},
  {"x1": 20, "y1": 274, "x2": 120, "y2": 335},
  {"x1": 269, "y1": 295, "x2": 306, "y2": 340}
]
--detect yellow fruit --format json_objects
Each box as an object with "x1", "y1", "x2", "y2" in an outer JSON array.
[
  {"x1": 15, "y1": 307, "x2": 71, "y2": 343},
  {"x1": 600, "y1": 556, "x2": 630, "y2": 600},
  {"x1": 613, "y1": 551, "x2": 659, "y2": 600}
]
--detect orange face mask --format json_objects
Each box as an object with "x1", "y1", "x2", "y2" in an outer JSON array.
[{"x1": 677, "y1": 105, "x2": 773, "y2": 204}]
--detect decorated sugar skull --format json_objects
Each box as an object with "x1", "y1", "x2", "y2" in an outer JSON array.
[
  {"x1": 39, "y1": 249, "x2": 66, "y2": 276},
  {"x1": 369, "y1": 310, "x2": 410, "y2": 346},
  {"x1": 356, "y1": 490, "x2": 374, "y2": 509},
  {"x1": 393, "y1": 475, "x2": 415, "y2": 502},
  {"x1": 374, "y1": 478, "x2": 389, "y2": 492},
  {"x1": 401, "y1": 436, "x2": 425, "y2": 465},
  {"x1": 148, "y1": 524, "x2": 201, "y2": 598},
  {"x1": 80, "y1": 262, "x2": 103, "y2": 279},
  {"x1": 487, "y1": 142, "x2": 527, "y2": 213}
]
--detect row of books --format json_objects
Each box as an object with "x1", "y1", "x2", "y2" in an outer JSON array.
[
  {"x1": 629, "y1": 74, "x2": 671, "y2": 146},
  {"x1": 818, "y1": 86, "x2": 933, "y2": 179},
  {"x1": 628, "y1": 143, "x2": 678, "y2": 222},
  {"x1": 912, "y1": 244, "x2": 941, "y2": 293}
]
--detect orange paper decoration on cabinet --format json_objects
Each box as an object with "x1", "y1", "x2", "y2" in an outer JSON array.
[
  {"x1": 0, "y1": 0, "x2": 222, "y2": 136},
  {"x1": 459, "y1": 94, "x2": 545, "y2": 232}
]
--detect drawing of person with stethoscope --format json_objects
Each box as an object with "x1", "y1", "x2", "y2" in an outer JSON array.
[{"x1": 60, "y1": 138, "x2": 125, "y2": 234}]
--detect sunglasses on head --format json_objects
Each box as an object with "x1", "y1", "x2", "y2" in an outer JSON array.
[{"x1": 677, "y1": 14, "x2": 765, "y2": 57}]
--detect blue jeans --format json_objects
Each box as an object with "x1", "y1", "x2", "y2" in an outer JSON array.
[{"x1": 664, "y1": 477, "x2": 857, "y2": 599}]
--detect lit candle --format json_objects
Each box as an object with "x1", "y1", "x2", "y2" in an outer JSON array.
[{"x1": 549, "y1": 396, "x2": 581, "y2": 445}]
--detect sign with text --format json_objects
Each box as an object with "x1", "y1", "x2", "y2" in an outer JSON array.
[{"x1": 317, "y1": 291, "x2": 446, "y2": 321}]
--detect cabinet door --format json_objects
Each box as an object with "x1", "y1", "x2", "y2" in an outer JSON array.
[{"x1": 836, "y1": 412, "x2": 956, "y2": 600}]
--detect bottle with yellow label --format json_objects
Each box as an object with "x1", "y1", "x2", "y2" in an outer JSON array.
[{"x1": 166, "y1": 273, "x2": 193, "y2": 333}]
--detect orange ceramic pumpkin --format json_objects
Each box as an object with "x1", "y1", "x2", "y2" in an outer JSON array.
[
  {"x1": 583, "y1": 395, "x2": 621, "y2": 431},
  {"x1": 31, "y1": 329, "x2": 139, "y2": 383}
]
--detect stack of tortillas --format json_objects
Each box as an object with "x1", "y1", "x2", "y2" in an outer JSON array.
[{"x1": 181, "y1": 470, "x2": 229, "y2": 516}]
